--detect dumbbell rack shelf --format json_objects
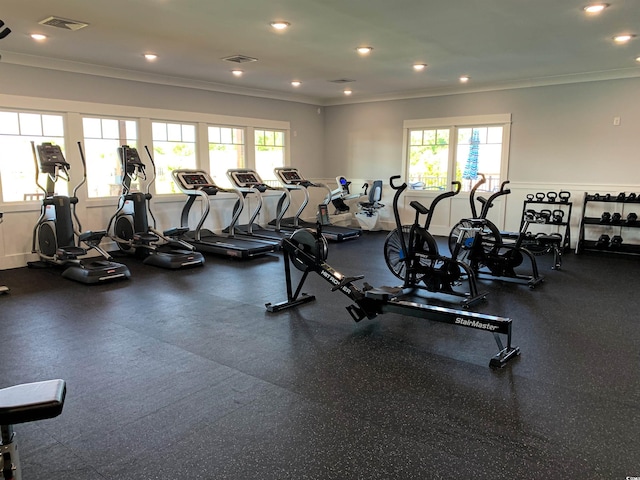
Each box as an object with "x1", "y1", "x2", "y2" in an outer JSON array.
[
  {"x1": 519, "y1": 199, "x2": 572, "y2": 251},
  {"x1": 576, "y1": 193, "x2": 640, "y2": 255}
]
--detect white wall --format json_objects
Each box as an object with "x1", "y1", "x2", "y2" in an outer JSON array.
[{"x1": 323, "y1": 78, "x2": 640, "y2": 236}]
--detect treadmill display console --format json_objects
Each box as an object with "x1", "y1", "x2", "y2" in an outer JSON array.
[
  {"x1": 233, "y1": 172, "x2": 260, "y2": 186},
  {"x1": 178, "y1": 172, "x2": 213, "y2": 188},
  {"x1": 280, "y1": 170, "x2": 304, "y2": 183}
]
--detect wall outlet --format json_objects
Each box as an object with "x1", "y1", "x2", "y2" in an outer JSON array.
[{"x1": 613, "y1": 116, "x2": 621, "y2": 126}]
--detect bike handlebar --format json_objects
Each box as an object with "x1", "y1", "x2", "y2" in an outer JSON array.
[{"x1": 389, "y1": 175, "x2": 404, "y2": 190}]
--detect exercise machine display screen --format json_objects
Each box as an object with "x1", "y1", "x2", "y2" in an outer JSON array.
[
  {"x1": 119, "y1": 145, "x2": 144, "y2": 167},
  {"x1": 178, "y1": 173, "x2": 213, "y2": 188},
  {"x1": 280, "y1": 170, "x2": 304, "y2": 183},
  {"x1": 37, "y1": 143, "x2": 69, "y2": 167},
  {"x1": 233, "y1": 172, "x2": 260, "y2": 186}
]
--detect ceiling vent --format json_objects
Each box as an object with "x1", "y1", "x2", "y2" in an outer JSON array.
[
  {"x1": 329, "y1": 78, "x2": 356, "y2": 84},
  {"x1": 222, "y1": 55, "x2": 258, "y2": 64},
  {"x1": 38, "y1": 16, "x2": 89, "y2": 31}
]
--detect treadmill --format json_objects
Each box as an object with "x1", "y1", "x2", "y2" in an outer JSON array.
[
  {"x1": 271, "y1": 167, "x2": 362, "y2": 242},
  {"x1": 171, "y1": 169, "x2": 278, "y2": 259},
  {"x1": 226, "y1": 168, "x2": 291, "y2": 244}
]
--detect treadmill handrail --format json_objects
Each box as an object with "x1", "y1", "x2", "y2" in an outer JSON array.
[{"x1": 226, "y1": 168, "x2": 291, "y2": 231}]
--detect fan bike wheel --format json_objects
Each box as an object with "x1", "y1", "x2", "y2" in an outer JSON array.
[
  {"x1": 383, "y1": 226, "x2": 438, "y2": 281},
  {"x1": 448, "y1": 220, "x2": 501, "y2": 267},
  {"x1": 289, "y1": 228, "x2": 328, "y2": 272}
]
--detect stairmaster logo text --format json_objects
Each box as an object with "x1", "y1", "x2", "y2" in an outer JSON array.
[{"x1": 455, "y1": 317, "x2": 500, "y2": 331}]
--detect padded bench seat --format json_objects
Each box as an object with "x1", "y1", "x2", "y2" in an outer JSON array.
[{"x1": 0, "y1": 380, "x2": 66, "y2": 426}]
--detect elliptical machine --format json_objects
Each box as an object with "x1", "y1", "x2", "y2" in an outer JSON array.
[
  {"x1": 29, "y1": 142, "x2": 130, "y2": 284},
  {"x1": 383, "y1": 176, "x2": 486, "y2": 306},
  {"x1": 448, "y1": 175, "x2": 543, "y2": 287},
  {"x1": 105, "y1": 145, "x2": 204, "y2": 269}
]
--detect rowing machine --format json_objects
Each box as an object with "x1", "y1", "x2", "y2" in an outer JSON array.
[{"x1": 266, "y1": 227, "x2": 520, "y2": 368}]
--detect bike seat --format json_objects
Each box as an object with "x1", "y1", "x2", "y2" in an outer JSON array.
[
  {"x1": 409, "y1": 201, "x2": 429, "y2": 215},
  {"x1": 477, "y1": 196, "x2": 493, "y2": 208},
  {"x1": 0, "y1": 380, "x2": 66, "y2": 426}
]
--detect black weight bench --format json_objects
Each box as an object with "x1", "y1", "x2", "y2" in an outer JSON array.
[{"x1": 0, "y1": 380, "x2": 66, "y2": 479}]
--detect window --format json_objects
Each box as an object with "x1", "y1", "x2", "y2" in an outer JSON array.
[
  {"x1": 0, "y1": 111, "x2": 66, "y2": 202},
  {"x1": 208, "y1": 126, "x2": 245, "y2": 187},
  {"x1": 405, "y1": 114, "x2": 511, "y2": 192},
  {"x1": 82, "y1": 117, "x2": 138, "y2": 197},
  {"x1": 151, "y1": 122, "x2": 197, "y2": 194},
  {"x1": 254, "y1": 129, "x2": 285, "y2": 183},
  {"x1": 408, "y1": 128, "x2": 450, "y2": 190},
  {"x1": 455, "y1": 126, "x2": 504, "y2": 192}
]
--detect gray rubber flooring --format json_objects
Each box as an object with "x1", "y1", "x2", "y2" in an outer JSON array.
[{"x1": 1, "y1": 231, "x2": 638, "y2": 479}]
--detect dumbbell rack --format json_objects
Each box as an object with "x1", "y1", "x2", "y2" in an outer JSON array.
[
  {"x1": 576, "y1": 193, "x2": 640, "y2": 255},
  {"x1": 519, "y1": 197, "x2": 572, "y2": 251}
]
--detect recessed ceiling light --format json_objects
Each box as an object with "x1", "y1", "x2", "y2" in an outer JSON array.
[
  {"x1": 343, "y1": 89, "x2": 353, "y2": 95},
  {"x1": 613, "y1": 34, "x2": 636, "y2": 44},
  {"x1": 583, "y1": 3, "x2": 609, "y2": 14},
  {"x1": 413, "y1": 64, "x2": 427, "y2": 71},
  {"x1": 144, "y1": 53, "x2": 158, "y2": 61},
  {"x1": 291, "y1": 81, "x2": 301, "y2": 87},
  {"x1": 636, "y1": 56, "x2": 640, "y2": 63},
  {"x1": 270, "y1": 21, "x2": 290, "y2": 30},
  {"x1": 459, "y1": 75, "x2": 470, "y2": 83},
  {"x1": 356, "y1": 46, "x2": 373, "y2": 55},
  {"x1": 30, "y1": 34, "x2": 47, "y2": 41},
  {"x1": 231, "y1": 69, "x2": 243, "y2": 77}
]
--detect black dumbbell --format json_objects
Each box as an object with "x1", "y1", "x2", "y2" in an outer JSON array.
[
  {"x1": 593, "y1": 193, "x2": 601, "y2": 200},
  {"x1": 596, "y1": 234, "x2": 610, "y2": 249},
  {"x1": 547, "y1": 192, "x2": 558, "y2": 202},
  {"x1": 558, "y1": 191, "x2": 571, "y2": 202},
  {"x1": 535, "y1": 192, "x2": 546, "y2": 201},
  {"x1": 627, "y1": 193, "x2": 637, "y2": 202},
  {"x1": 604, "y1": 193, "x2": 612, "y2": 201},
  {"x1": 617, "y1": 192, "x2": 626, "y2": 202},
  {"x1": 610, "y1": 235, "x2": 623, "y2": 250},
  {"x1": 611, "y1": 212, "x2": 622, "y2": 224},
  {"x1": 600, "y1": 212, "x2": 611, "y2": 223},
  {"x1": 526, "y1": 193, "x2": 534, "y2": 201},
  {"x1": 626, "y1": 212, "x2": 637, "y2": 224}
]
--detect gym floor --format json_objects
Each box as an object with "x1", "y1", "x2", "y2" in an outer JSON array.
[{"x1": 1, "y1": 231, "x2": 638, "y2": 479}]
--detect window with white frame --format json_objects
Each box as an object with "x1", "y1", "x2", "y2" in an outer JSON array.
[
  {"x1": 0, "y1": 111, "x2": 67, "y2": 202},
  {"x1": 208, "y1": 126, "x2": 245, "y2": 187},
  {"x1": 82, "y1": 117, "x2": 138, "y2": 198},
  {"x1": 151, "y1": 121, "x2": 197, "y2": 194},
  {"x1": 254, "y1": 129, "x2": 285, "y2": 183},
  {"x1": 405, "y1": 114, "x2": 511, "y2": 192}
]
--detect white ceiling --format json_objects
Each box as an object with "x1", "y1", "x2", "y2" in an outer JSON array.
[{"x1": 1, "y1": 0, "x2": 639, "y2": 105}]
